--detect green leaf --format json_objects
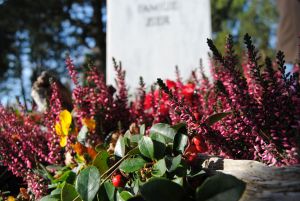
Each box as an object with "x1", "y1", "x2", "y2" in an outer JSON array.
[
  {"x1": 127, "y1": 195, "x2": 145, "y2": 201},
  {"x1": 171, "y1": 123, "x2": 186, "y2": 133},
  {"x1": 119, "y1": 157, "x2": 146, "y2": 173},
  {"x1": 118, "y1": 191, "x2": 133, "y2": 201},
  {"x1": 132, "y1": 179, "x2": 142, "y2": 195},
  {"x1": 152, "y1": 159, "x2": 167, "y2": 177},
  {"x1": 93, "y1": 151, "x2": 109, "y2": 175},
  {"x1": 53, "y1": 170, "x2": 76, "y2": 184},
  {"x1": 50, "y1": 188, "x2": 61, "y2": 196},
  {"x1": 150, "y1": 123, "x2": 176, "y2": 143},
  {"x1": 115, "y1": 136, "x2": 126, "y2": 157},
  {"x1": 127, "y1": 147, "x2": 140, "y2": 156},
  {"x1": 40, "y1": 195, "x2": 60, "y2": 201},
  {"x1": 123, "y1": 130, "x2": 132, "y2": 146},
  {"x1": 130, "y1": 134, "x2": 142, "y2": 144},
  {"x1": 173, "y1": 133, "x2": 188, "y2": 154},
  {"x1": 77, "y1": 125, "x2": 89, "y2": 144},
  {"x1": 140, "y1": 178, "x2": 185, "y2": 201},
  {"x1": 98, "y1": 182, "x2": 115, "y2": 201},
  {"x1": 204, "y1": 112, "x2": 231, "y2": 126},
  {"x1": 46, "y1": 165, "x2": 64, "y2": 172},
  {"x1": 140, "y1": 124, "x2": 145, "y2": 135},
  {"x1": 195, "y1": 173, "x2": 246, "y2": 201},
  {"x1": 172, "y1": 177, "x2": 184, "y2": 186},
  {"x1": 150, "y1": 133, "x2": 166, "y2": 159},
  {"x1": 75, "y1": 166, "x2": 101, "y2": 201},
  {"x1": 95, "y1": 143, "x2": 107, "y2": 152},
  {"x1": 61, "y1": 183, "x2": 82, "y2": 201},
  {"x1": 165, "y1": 154, "x2": 182, "y2": 172},
  {"x1": 138, "y1": 136, "x2": 154, "y2": 159}
]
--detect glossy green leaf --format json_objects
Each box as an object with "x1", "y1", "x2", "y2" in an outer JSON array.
[
  {"x1": 98, "y1": 182, "x2": 115, "y2": 201},
  {"x1": 140, "y1": 178, "x2": 185, "y2": 201},
  {"x1": 172, "y1": 177, "x2": 184, "y2": 186},
  {"x1": 123, "y1": 130, "x2": 132, "y2": 146},
  {"x1": 150, "y1": 133, "x2": 166, "y2": 159},
  {"x1": 171, "y1": 123, "x2": 186, "y2": 133},
  {"x1": 77, "y1": 125, "x2": 88, "y2": 144},
  {"x1": 165, "y1": 154, "x2": 182, "y2": 172},
  {"x1": 53, "y1": 170, "x2": 76, "y2": 184},
  {"x1": 40, "y1": 195, "x2": 60, "y2": 201},
  {"x1": 118, "y1": 191, "x2": 133, "y2": 201},
  {"x1": 75, "y1": 166, "x2": 100, "y2": 201},
  {"x1": 95, "y1": 143, "x2": 107, "y2": 152},
  {"x1": 50, "y1": 188, "x2": 61, "y2": 196},
  {"x1": 204, "y1": 112, "x2": 231, "y2": 126},
  {"x1": 173, "y1": 133, "x2": 188, "y2": 154},
  {"x1": 130, "y1": 134, "x2": 142, "y2": 144},
  {"x1": 138, "y1": 136, "x2": 154, "y2": 159},
  {"x1": 127, "y1": 195, "x2": 145, "y2": 201},
  {"x1": 127, "y1": 147, "x2": 140, "y2": 156},
  {"x1": 195, "y1": 173, "x2": 246, "y2": 201},
  {"x1": 93, "y1": 151, "x2": 109, "y2": 175},
  {"x1": 115, "y1": 136, "x2": 126, "y2": 157},
  {"x1": 150, "y1": 123, "x2": 176, "y2": 143},
  {"x1": 61, "y1": 183, "x2": 82, "y2": 201},
  {"x1": 140, "y1": 124, "x2": 145, "y2": 135},
  {"x1": 152, "y1": 159, "x2": 167, "y2": 177},
  {"x1": 119, "y1": 157, "x2": 146, "y2": 173}
]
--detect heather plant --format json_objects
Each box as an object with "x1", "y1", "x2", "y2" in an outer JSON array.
[{"x1": 141, "y1": 34, "x2": 300, "y2": 166}]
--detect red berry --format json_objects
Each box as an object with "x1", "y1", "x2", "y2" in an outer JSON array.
[
  {"x1": 192, "y1": 136, "x2": 201, "y2": 146},
  {"x1": 195, "y1": 144, "x2": 207, "y2": 153},
  {"x1": 185, "y1": 144, "x2": 197, "y2": 154},
  {"x1": 192, "y1": 136, "x2": 208, "y2": 153},
  {"x1": 112, "y1": 174, "x2": 125, "y2": 188},
  {"x1": 186, "y1": 153, "x2": 197, "y2": 163}
]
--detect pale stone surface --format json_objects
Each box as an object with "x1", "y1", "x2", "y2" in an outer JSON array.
[
  {"x1": 107, "y1": 0, "x2": 212, "y2": 89},
  {"x1": 201, "y1": 156, "x2": 300, "y2": 201}
]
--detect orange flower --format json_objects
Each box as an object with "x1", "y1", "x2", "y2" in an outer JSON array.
[
  {"x1": 11, "y1": 134, "x2": 21, "y2": 142},
  {"x1": 19, "y1": 188, "x2": 29, "y2": 200},
  {"x1": 72, "y1": 142, "x2": 87, "y2": 156},
  {"x1": 87, "y1": 147, "x2": 97, "y2": 160},
  {"x1": 82, "y1": 118, "x2": 96, "y2": 131}
]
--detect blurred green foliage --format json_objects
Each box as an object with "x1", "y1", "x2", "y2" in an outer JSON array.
[{"x1": 211, "y1": 0, "x2": 278, "y2": 58}]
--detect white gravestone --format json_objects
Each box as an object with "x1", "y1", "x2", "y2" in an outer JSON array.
[{"x1": 107, "y1": 0, "x2": 212, "y2": 89}]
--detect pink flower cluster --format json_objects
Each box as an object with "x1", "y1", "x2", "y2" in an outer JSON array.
[
  {"x1": 0, "y1": 106, "x2": 59, "y2": 198},
  {"x1": 154, "y1": 34, "x2": 300, "y2": 166},
  {"x1": 66, "y1": 57, "x2": 131, "y2": 145},
  {"x1": 0, "y1": 80, "x2": 64, "y2": 199}
]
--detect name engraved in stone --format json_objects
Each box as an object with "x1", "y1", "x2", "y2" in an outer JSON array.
[
  {"x1": 146, "y1": 15, "x2": 170, "y2": 27},
  {"x1": 138, "y1": 1, "x2": 178, "y2": 13}
]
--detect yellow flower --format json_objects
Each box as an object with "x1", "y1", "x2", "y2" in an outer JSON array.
[
  {"x1": 82, "y1": 117, "x2": 96, "y2": 131},
  {"x1": 55, "y1": 110, "x2": 72, "y2": 147},
  {"x1": 7, "y1": 196, "x2": 15, "y2": 201}
]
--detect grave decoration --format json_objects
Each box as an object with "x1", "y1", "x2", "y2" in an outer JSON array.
[{"x1": 0, "y1": 34, "x2": 299, "y2": 201}]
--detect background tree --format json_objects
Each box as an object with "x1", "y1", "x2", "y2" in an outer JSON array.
[
  {"x1": 0, "y1": 0, "x2": 106, "y2": 105},
  {"x1": 0, "y1": 0, "x2": 278, "y2": 105},
  {"x1": 211, "y1": 0, "x2": 278, "y2": 58}
]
